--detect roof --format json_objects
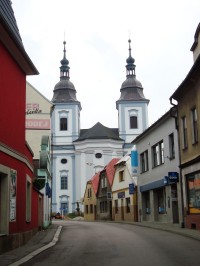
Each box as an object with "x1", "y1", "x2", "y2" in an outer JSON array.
[
  {"x1": 74, "y1": 122, "x2": 123, "y2": 142},
  {"x1": 132, "y1": 110, "x2": 171, "y2": 144},
  {"x1": 0, "y1": 0, "x2": 38, "y2": 75},
  {"x1": 190, "y1": 22, "x2": 200, "y2": 51},
  {"x1": 91, "y1": 172, "x2": 100, "y2": 195},
  {"x1": 170, "y1": 54, "x2": 200, "y2": 101},
  {"x1": 102, "y1": 158, "x2": 120, "y2": 186}
]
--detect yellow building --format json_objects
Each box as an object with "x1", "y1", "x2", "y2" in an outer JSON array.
[
  {"x1": 83, "y1": 172, "x2": 100, "y2": 221},
  {"x1": 112, "y1": 156, "x2": 138, "y2": 222}
]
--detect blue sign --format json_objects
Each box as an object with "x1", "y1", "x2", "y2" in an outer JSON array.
[
  {"x1": 168, "y1": 172, "x2": 179, "y2": 184},
  {"x1": 129, "y1": 183, "x2": 135, "y2": 194},
  {"x1": 118, "y1": 191, "x2": 125, "y2": 199}
]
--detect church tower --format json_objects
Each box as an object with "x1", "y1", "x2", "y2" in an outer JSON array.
[
  {"x1": 116, "y1": 39, "x2": 149, "y2": 154},
  {"x1": 51, "y1": 41, "x2": 81, "y2": 214}
]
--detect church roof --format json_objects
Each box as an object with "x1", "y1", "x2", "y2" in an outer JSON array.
[
  {"x1": 0, "y1": 0, "x2": 38, "y2": 75},
  {"x1": 74, "y1": 122, "x2": 123, "y2": 142}
]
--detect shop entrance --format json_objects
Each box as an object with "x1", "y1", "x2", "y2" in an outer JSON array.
[{"x1": 171, "y1": 184, "x2": 179, "y2": 223}]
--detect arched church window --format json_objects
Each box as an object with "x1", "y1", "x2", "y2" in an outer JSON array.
[{"x1": 60, "y1": 117, "x2": 67, "y2": 131}]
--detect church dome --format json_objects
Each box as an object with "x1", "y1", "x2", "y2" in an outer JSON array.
[
  {"x1": 52, "y1": 41, "x2": 79, "y2": 104},
  {"x1": 117, "y1": 39, "x2": 149, "y2": 103}
]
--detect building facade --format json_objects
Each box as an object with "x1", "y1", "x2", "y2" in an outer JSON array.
[
  {"x1": 26, "y1": 82, "x2": 52, "y2": 228},
  {"x1": 51, "y1": 39, "x2": 149, "y2": 215},
  {"x1": 112, "y1": 155, "x2": 138, "y2": 222},
  {"x1": 132, "y1": 111, "x2": 182, "y2": 224},
  {"x1": 170, "y1": 23, "x2": 200, "y2": 229},
  {"x1": 0, "y1": 0, "x2": 42, "y2": 253}
]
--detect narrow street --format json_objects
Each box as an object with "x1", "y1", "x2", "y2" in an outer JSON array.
[{"x1": 22, "y1": 220, "x2": 200, "y2": 266}]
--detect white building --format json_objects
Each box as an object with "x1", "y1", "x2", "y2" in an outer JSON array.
[
  {"x1": 51, "y1": 40, "x2": 149, "y2": 214},
  {"x1": 132, "y1": 111, "x2": 182, "y2": 224}
]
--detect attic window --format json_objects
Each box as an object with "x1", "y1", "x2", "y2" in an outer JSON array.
[
  {"x1": 95, "y1": 153, "x2": 102, "y2": 159},
  {"x1": 61, "y1": 158, "x2": 67, "y2": 164}
]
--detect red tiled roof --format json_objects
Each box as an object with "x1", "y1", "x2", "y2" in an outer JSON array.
[
  {"x1": 104, "y1": 158, "x2": 120, "y2": 186},
  {"x1": 91, "y1": 172, "x2": 100, "y2": 195}
]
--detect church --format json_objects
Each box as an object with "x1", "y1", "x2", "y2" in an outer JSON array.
[{"x1": 51, "y1": 39, "x2": 149, "y2": 214}]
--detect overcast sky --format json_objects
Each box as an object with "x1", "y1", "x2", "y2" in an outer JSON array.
[{"x1": 13, "y1": 0, "x2": 200, "y2": 129}]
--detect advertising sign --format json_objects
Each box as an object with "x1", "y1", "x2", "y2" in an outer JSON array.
[
  {"x1": 118, "y1": 191, "x2": 125, "y2": 199},
  {"x1": 10, "y1": 169, "x2": 17, "y2": 221},
  {"x1": 129, "y1": 183, "x2": 135, "y2": 194},
  {"x1": 168, "y1": 172, "x2": 179, "y2": 184}
]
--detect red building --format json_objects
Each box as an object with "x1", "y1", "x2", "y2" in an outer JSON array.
[{"x1": 0, "y1": 0, "x2": 43, "y2": 253}]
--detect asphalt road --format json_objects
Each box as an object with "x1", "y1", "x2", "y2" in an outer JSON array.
[{"x1": 22, "y1": 220, "x2": 200, "y2": 266}]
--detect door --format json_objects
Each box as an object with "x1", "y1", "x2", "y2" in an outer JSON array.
[
  {"x1": 121, "y1": 198, "x2": 124, "y2": 220},
  {"x1": 171, "y1": 184, "x2": 179, "y2": 223}
]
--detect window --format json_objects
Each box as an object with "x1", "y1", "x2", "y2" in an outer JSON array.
[
  {"x1": 144, "y1": 191, "x2": 150, "y2": 214},
  {"x1": 181, "y1": 116, "x2": 188, "y2": 149},
  {"x1": 95, "y1": 153, "x2": 102, "y2": 159},
  {"x1": 90, "y1": 204, "x2": 93, "y2": 214},
  {"x1": 101, "y1": 176, "x2": 107, "y2": 188},
  {"x1": 85, "y1": 205, "x2": 88, "y2": 214},
  {"x1": 187, "y1": 172, "x2": 200, "y2": 214},
  {"x1": 156, "y1": 188, "x2": 166, "y2": 214},
  {"x1": 61, "y1": 176, "x2": 68, "y2": 190},
  {"x1": 119, "y1": 171, "x2": 124, "y2": 182},
  {"x1": 60, "y1": 117, "x2": 67, "y2": 131},
  {"x1": 61, "y1": 158, "x2": 67, "y2": 164},
  {"x1": 114, "y1": 200, "x2": 118, "y2": 214},
  {"x1": 26, "y1": 176, "x2": 32, "y2": 222},
  {"x1": 130, "y1": 116, "x2": 138, "y2": 129},
  {"x1": 152, "y1": 141, "x2": 164, "y2": 168},
  {"x1": 191, "y1": 108, "x2": 198, "y2": 144},
  {"x1": 129, "y1": 109, "x2": 138, "y2": 129},
  {"x1": 126, "y1": 197, "x2": 130, "y2": 213},
  {"x1": 88, "y1": 187, "x2": 92, "y2": 198},
  {"x1": 169, "y1": 133, "x2": 175, "y2": 159},
  {"x1": 140, "y1": 150, "x2": 149, "y2": 173}
]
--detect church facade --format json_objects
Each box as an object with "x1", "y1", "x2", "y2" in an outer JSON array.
[{"x1": 51, "y1": 40, "x2": 149, "y2": 214}]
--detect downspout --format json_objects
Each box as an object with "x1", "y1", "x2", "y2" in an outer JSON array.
[{"x1": 170, "y1": 98, "x2": 185, "y2": 228}]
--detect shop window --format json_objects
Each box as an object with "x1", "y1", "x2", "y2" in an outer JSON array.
[
  {"x1": 191, "y1": 108, "x2": 198, "y2": 144},
  {"x1": 187, "y1": 172, "x2": 200, "y2": 214},
  {"x1": 126, "y1": 197, "x2": 130, "y2": 213},
  {"x1": 144, "y1": 191, "x2": 150, "y2": 214},
  {"x1": 140, "y1": 150, "x2": 149, "y2": 173},
  {"x1": 156, "y1": 188, "x2": 166, "y2": 214}
]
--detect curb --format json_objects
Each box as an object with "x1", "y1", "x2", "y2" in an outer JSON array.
[{"x1": 8, "y1": 225, "x2": 62, "y2": 266}]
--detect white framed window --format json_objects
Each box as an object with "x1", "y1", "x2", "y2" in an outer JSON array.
[
  {"x1": 59, "y1": 111, "x2": 69, "y2": 131},
  {"x1": 26, "y1": 175, "x2": 32, "y2": 222},
  {"x1": 140, "y1": 150, "x2": 149, "y2": 173},
  {"x1": 129, "y1": 109, "x2": 138, "y2": 129},
  {"x1": 60, "y1": 170, "x2": 68, "y2": 190},
  {"x1": 152, "y1": 141, "x2": 164, "y2": 168}
]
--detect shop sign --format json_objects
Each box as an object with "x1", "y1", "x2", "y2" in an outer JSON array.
[
  {"x1": 129, "y1": 183, "x2": 135, "y2": 194},
  {"x1": 10, "y1": 169, "x2": 17, "y2": 222},
  {"x1": 26, "y1": 103, "x2": 42, "y2": 115},
  {"x1": 118, "y1": 191, "x2": 125, "y2": 199},
  {"x1": 168, "y1": 172, "x2": 179, "y2": 184},
  {"x1": 26, "y1": 119, "x2": 50, "y2": 129}
]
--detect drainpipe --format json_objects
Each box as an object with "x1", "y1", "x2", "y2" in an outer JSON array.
[{"x1": 170, "y1": 98, "x2": 185, "y2": 228}]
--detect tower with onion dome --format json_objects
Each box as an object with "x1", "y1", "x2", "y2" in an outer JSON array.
[
  {"x1": 116, "y1": 39, "x2": 149, "y2": 153},
  {"x1": 51, "y1": 41, "x2": 81, "y2": 215}
]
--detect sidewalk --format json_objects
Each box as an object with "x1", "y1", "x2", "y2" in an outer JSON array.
[
  {"x1": 0, "y1": 223, "x2": 61, "y2": 266},
  {"x1": 0, "y1": 220, "x2": 200, "y2": 266}
]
